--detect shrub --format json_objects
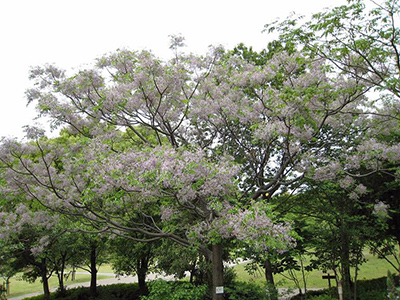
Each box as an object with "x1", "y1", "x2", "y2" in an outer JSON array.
[
  {"x1": 357, "y1": 277, "x2": 387, "y2": 300},
  {"x1": 140, "y1": 279, "x2": 271, "y2": 300},
  {"x1": 141, "y1": 280, "x2": 207, "y2": 300},
  {"x1": 291, "y1": 289, "x2": 329, "y2": 300},
  {"x1": 224, "y1": 281, "x2": 269, "y2": 300},
  {"x1": 387, "y1": 271, "x2": 400, "y2": 300},
  {"x1": 23, "y1": 283, "x2": 141, "y2": 300},
  {"x1": 292, "y1": 276, "x2": 396, "y2": 300},
  {"x1": 223, "y1": 267, "x2": 238, "y2": 287},
  {"x1": 24, "y1": 280, "x2": 275, "y2": 300},
  {"x1": 309, "y1": 295, "x2": 336, "y2": 300}
]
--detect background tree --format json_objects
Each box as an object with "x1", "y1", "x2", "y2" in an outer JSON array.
[
  {"x1": 0, "y1": 204, "x2": 62, "y2": 300},
  {"x1": 266, "y1": 0, "x2": 399, "y2": 98},
  {"x1": 70, "y1": 232, "x2": 109, "y2": 297},
  {"x1": 154, "y1": 239, "x2": 209, "y2": 284},
  {"x1": 109, "y1": 235, "x2": 157, "y2": 295},
  {"x1": 262, "y1": 0, "x2": 400, "y2": 294},
  {"x1": 283, "y1": 181, "x2": 375, "y2": 299}
]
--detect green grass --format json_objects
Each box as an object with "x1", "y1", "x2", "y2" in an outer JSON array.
[
  {"x1": 7, "y1": 264, "x2": 120, "y2": 298},
  {"x1": 232, "y1": 251, "x2": 398, "y2": 289},
  {"x1": 97, "y1": 264, "x2": 115, "y2": 274},
  {"x1": 6, "y1": 263, "x2": 125, "y2": 298},
  {"x1": 7, "y1": 273, "x2": 114, "y2": 298}
]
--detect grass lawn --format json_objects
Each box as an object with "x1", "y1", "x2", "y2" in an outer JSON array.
[
  {"x1": 7, "y1": 264, "x2": 119, "y2": 298},
  {"x1": 7, "y1": 272, "x2": 114, "y2": 298},
  {"x1": 97, "y1": 264, "x2": 115, "y2": 274},
  {"x1": 232, "y1": 250, "x2": 398, "y2": 289}
]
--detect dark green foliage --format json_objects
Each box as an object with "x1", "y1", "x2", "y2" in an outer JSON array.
[
  {"x1": 222, "y1": 267, "x2": 238, "y2": 288},
  {"x1": 22, "y1": 280, "x2": 275, "y2": 300},
  {"x1": 357, "y1": 276, "x2": 391, "y2": 300},
  {"x1": 24, "y1": 283, "x2": 141, "y2": 300},
  {"x1": 303, "y1": 295, "x2": 336, "y2": 300},
  {"x1": 141, "y1": 280, "x2": 270, "y2": 300},
  {"x1": 141, "y1": 280, "x2": 208, "y2": 300},
  {"x1": 291, "y1": 289, "x2": 334, "y2": 300},
  {"x1": 291, "y1": 276, "x2": 396, "y2": 300},
  {"x1": 387, "y1": 271, "x2": 400, "y2": 299},
  {"x1": 154, "y1": 241, "x2": 200, "y2": 282},
  {"x1": 224, "y1": 281, "x2": 270, "y2": 300}
]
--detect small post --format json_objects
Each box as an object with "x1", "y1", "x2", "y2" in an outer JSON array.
[{"x1": 322, "y1": 274, "x2": 335, "y2": 289}]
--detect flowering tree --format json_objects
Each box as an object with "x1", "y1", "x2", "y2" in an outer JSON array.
[
  {"x1": 270, "y1": 0, "x2": 400, "y2": 218},
  {"x1": 265, "y1": 0, "x2": 400, "y2": 182},
  {"x1": 2, "y1": 43, "x2": 361, "y2": 299},
  {"x1": 0, "y1": 201, "x2": 62, "y2": 300},
  {"x1": 0, "y1": 130, "x2": 294, "y2": 299},
  {"x1": 24, "y1": 39, "x2": 372, "y2": 198},
  {"x1": 262, "y1": 1, "x2": 400, "y2": 297},
  {"x1": 2, "y1": 8, "x2": 397, "y2": 295}
]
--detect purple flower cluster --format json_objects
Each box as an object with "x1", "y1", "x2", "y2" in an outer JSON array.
[{"x1": 188, "y1": 201, "x2": 296, "y2": 252}]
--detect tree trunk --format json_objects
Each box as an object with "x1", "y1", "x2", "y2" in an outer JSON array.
[
  {"x1": 353, "y1": 263, "x2": 358, "y2": 300},
  {"x1": 40, "y1": 261, "x2": 50, "y2": 300},
  {"x1": 340, "y1": 227, "x2": 352, "y2": 300},
  {"x1": 42, "y1": 276, "x2": 51, "y2": 300},
  {"x1": 89, "y1": 245, "x2": 98, "y2": 297},
  {"x1": 264, "y1": 258, "x2": 278, "y2": 300},
  {"x1": 211, "y1": 243, "x2": 224, "y2": 300},
  {"x1": 57, "y1": 252, "x2": 67, "y2": 295},
  {"x1": 137, "y1": 257, "x2": 149, "y2": 295},
  {"x1": 264, "y1": 258, "x2": 275, "y2": 285},
  {"x1": 137, "y1": 269, "x2": 148, "y2": 295},
  {"x1": 300, "y1": 256, "x2": 307, "y2": 294},
  {"x1": 57, "y1": 269, "x2": 65, "y2": 294},
  {"x1": 6, "y1": 277, "x2": 10, "y2": 295}
]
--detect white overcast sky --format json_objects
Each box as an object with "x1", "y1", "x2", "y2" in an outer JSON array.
[{"x1": 0, "y1": 0, "x2": 347, "y2": 139}]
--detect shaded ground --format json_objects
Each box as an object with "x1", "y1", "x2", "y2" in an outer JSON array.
[
  {"x1": 7, "y1": 273, "x2": 174, "y2": 300},
  {"x1": 8, "y1": 272, "x2": 318, "y2": 300}
]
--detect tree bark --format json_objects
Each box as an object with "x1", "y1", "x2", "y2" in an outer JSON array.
[
  {"x1": 264, "y1": 258, "x2": 278, "y2": 300},
  {"x1": 211, "y1": 243, "x2": 224, "y2": 300},
  {"x1": 137, "y1": 255, "x2": 149, "y2": 295},
  {"x1": 340, "y1": 227, "x2": 352, "y2": 300},
  {"x1": 42, "y1": 276, "x2": 50, "y2": 300},
  {"x1": 264, "y1": 258, "x2": 275, "y2": 285},
  {"x1": 40, "y1": 260, "x2": 50, "y2": 300},
  {"x1": 56, "y1": 252, "x2": 67, "y2": 295},
  {"x1": 300, "y1": 257, "x2": 307, "y2": 294},
  {"x1": 89, "y1": 245, "x2": 98, "y2": 297}
]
